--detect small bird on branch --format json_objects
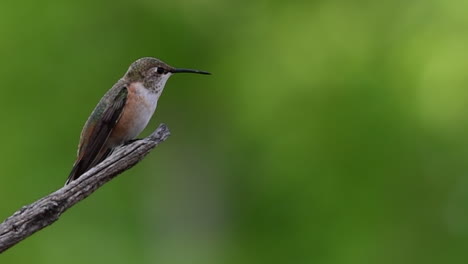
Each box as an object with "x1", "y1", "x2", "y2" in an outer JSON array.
[{"x1": 66, "y1": 57, "x2": 210, "y2": 185}]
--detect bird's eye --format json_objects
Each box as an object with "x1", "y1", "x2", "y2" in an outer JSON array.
[{"x1": 156, "y1": 67, "x2": 165, "y2": 74}]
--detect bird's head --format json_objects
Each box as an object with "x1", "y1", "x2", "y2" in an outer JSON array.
[{"x1": 124, "y1": 57, "x2": 210, "y2": 89}]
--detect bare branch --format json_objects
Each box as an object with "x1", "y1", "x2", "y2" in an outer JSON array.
[{"x1": 0, "y1": 123, "x2": 171, "y2": 253}]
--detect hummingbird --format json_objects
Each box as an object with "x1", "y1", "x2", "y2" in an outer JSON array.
[{"x1": 65, "y1": 57, "x2": 210, "y2": 185}]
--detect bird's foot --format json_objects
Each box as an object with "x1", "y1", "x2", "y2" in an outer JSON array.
[{"x1": 124, "y1": 138, "x2": 141, "y2": 145}]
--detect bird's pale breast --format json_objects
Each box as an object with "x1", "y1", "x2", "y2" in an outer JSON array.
[{"x1": 109, "y1": 82, "x2": 158, "y2": 146}]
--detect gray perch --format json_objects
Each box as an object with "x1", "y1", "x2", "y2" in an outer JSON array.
[{"x1": 0, "y1": 124, "x2": 170, "y2": 253}]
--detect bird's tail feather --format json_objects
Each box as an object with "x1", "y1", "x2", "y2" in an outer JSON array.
[{"x1": 65, "y1": 148, "x2": 113, "y2": 186}]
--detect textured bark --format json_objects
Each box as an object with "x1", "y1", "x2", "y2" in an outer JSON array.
[{"x1": 0, "y1": 123, "x2": 170, "y2": 253}]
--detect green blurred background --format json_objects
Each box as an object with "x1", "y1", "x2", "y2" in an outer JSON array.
[{"x1": 1, "y1": 0, "x2": 468, "y2": 263}]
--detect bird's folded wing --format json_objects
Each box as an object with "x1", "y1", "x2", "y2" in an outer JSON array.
[{"x1": 66, "y1": 87, "x2": 128, "y2": 184}]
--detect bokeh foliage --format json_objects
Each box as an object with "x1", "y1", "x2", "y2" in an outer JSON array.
[{"x1": 1, "y1": 0, "x2": 468, "y2": 263}]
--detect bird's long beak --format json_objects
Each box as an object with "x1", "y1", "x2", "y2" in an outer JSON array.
[{"x1": 171, "y1": 68, "x2": 211, "y2": 75}]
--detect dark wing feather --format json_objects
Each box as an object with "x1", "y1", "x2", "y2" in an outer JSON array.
[{"x1": 65, "y1": 87, "x2": 128, "y2": 185}]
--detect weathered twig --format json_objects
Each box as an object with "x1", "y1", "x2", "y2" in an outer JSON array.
[{"x1": 0, "y1": 123, "x2": 170, "y2": 253}]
